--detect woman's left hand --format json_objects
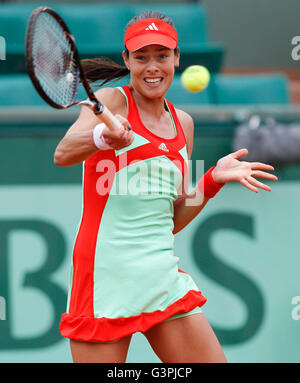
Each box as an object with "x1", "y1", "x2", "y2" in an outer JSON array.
[{"x1": 211, "y1": 148, "x2": 278, "y2": 193}]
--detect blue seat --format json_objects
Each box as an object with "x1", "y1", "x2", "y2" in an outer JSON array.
[{"x1": 213, "y1": 74, "x2": 291, "y2": 105}]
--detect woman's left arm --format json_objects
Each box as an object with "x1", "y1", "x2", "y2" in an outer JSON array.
[{"x1": 172, "y1": 110, "x2": 278, "y2": 235}]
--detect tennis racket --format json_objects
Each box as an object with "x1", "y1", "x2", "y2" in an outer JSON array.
[{"x1": 25, "y1": 6, "x2": 123, "y2": 131}]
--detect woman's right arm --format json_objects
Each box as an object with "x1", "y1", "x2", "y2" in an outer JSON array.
[{"x1": 54, "y1": 87, "x2": 133, "y2": 166}]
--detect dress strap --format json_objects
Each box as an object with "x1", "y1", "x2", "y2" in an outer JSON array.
[
  {"x1": 116, "y1": 86, "x2": 128, "y2": 114},
  {"x1": 164, "y1": 99, "x2": 187, "y2": 146}
]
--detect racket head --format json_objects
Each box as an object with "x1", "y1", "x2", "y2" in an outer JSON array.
[{"x1": 25, "y1": 6, "x2": 97, "y2": 110}]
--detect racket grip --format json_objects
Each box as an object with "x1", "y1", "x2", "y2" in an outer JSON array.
[{"x1": 99, "y1": 106, "x2": 123, "y2": 131}]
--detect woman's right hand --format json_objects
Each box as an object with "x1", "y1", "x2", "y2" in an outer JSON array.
[{"x1": 102, "y1": 114, "x2": 134, "y2": 150}]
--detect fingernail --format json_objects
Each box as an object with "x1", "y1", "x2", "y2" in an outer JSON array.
[{"x1": 127, "y1": 125, "x2": 131, "y2": 131}]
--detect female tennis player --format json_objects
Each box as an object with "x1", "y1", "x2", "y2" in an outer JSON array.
[{"x1": 55, "y1": 11, "x2": 278, "y2": 363}]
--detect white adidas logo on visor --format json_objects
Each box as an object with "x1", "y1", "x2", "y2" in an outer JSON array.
[{"x1": 145, "y1": 22, "x2": 159, "y2": 31}]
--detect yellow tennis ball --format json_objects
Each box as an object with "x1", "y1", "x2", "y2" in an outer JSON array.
[{"x1": 181, "y1": 65, "x2": 210, "y2": 92}]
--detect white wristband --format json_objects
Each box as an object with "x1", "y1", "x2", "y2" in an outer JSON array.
[{"x1": 93, "y1": 123, "x2": 112, "y2": 150}]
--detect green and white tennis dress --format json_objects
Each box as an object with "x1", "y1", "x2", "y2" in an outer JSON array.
[{"x1": 60, "y1": 85, "x2": 206, "y2": 342}]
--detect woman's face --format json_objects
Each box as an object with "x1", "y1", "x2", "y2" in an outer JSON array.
[{"x1": 123, "y1": 44, "x2": 180, "y2": 100}]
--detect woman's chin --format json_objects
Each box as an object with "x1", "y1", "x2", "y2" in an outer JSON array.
[{"x1": 142, "y1": 82, "x2": 169, "y2": 99}]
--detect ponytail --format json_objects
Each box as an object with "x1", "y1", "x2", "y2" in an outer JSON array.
[{"x1": 80, "y1": 56, "x2": 130, "y2": 87}]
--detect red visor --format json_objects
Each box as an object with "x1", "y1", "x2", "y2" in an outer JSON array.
[{"x1": 124, "y1": 18, "x2": 178, "y2": 52}]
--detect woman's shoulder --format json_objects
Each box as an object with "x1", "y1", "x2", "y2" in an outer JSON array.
[
  {"x1": 94, "y1": 86, "x2": 127, "y2": 117},
  {"x1": 174, "y1": 108, "x2": 193, "y2": 127},
  {"x1": 174, "y1": 108, "x2": 194, "y2": 157}
]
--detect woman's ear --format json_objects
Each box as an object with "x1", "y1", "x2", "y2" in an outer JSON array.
[
  {"x1": 122, "y1": 50, "x2": 130, "y2": 70},
  {"x1": 174, "y1": 47, "x2": 180, "y2": 68}
]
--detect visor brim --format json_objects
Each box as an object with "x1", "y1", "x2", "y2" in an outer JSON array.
[{"x1": 125, "y1": 33, "x2": 177, "y2": 52}]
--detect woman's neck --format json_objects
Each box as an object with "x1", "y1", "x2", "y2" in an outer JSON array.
[{"x1": 129, "y1": 85, "x2": 167, "y2": 120}]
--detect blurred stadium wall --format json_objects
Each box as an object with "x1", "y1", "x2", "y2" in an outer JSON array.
[{"x1": 202, "y1": 0, "x2": 300, "y2": 104}]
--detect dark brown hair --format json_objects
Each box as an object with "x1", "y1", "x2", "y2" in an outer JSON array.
[{"x1": 81, "y1": 11, "x2": 177, "y2": 87}]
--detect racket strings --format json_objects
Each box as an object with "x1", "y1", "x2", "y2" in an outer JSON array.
[{"x1": 31, "y1": 12, "x2": 79, "y2": 106}]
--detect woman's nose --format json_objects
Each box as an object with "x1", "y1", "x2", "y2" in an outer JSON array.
[{"x1": 145, "y1": 59, "x2": 160, "y2": 73}]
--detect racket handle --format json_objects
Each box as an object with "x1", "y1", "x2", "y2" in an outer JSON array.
[{"x1": 99, "y1": 106, "x2": 123, "y2": 131}]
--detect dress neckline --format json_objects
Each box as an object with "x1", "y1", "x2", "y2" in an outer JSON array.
[{"x1": 128, "y1": 87, "x2": 179, "y2": 143}]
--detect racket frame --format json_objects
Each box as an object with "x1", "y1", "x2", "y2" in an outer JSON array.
[{"x1": 25, "y1": 6, "x2": 122, "y2": 130}]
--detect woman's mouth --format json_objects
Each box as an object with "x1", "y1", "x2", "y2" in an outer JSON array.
[{"x1": 144, "y1": 77, "x2": 163, "y2": 87}]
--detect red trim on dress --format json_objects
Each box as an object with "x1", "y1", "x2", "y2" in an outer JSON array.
[
  {"x1": 60, "y1": 289, "x2": 206, "y2": 342},
  {"x1": 68, "y1": 151, "x2": 117, "y2": 317}
]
